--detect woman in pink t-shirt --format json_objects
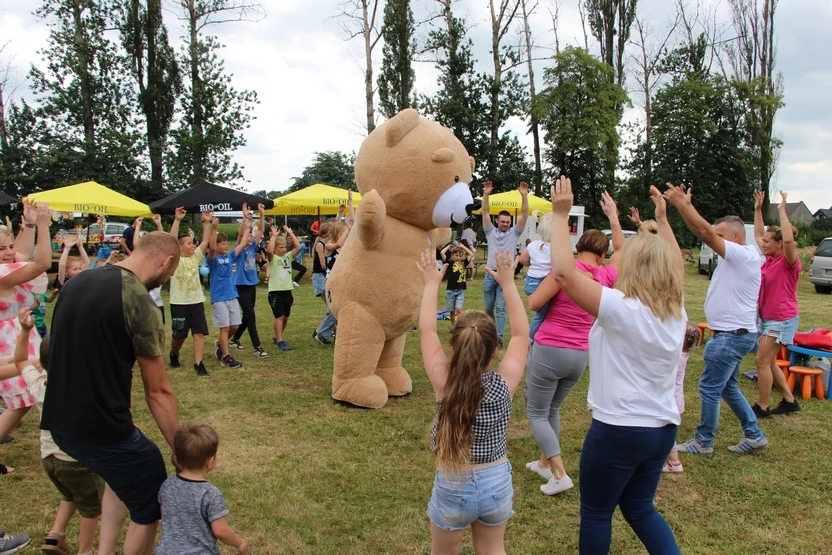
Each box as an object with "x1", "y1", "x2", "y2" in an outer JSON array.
[
  {"x1": 752, "y1": 191, "x2": 801, "y2": 417},
  {"x1": 523, "y1": 194, "x2": 625, "y2": 496}
]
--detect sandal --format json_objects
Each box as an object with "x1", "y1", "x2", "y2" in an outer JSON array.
[
  {"x1": 40, "y1": 534, "x2": 70, "y2": 554},
  {"x1": 0, "y1": 463, "x2": 14, "y2": 475}
]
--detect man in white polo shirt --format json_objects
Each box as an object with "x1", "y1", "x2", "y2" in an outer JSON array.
[
  {"x1": 481, "y1": 180, "x2": 529, "y2": 343},
  {"x1": 665, "y1": 184, "x2": 768, "y2": 455}
]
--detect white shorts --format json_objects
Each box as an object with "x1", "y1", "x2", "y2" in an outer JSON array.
[{"x1": 211, "y1": 299, "x2": 242, "y2": 328}]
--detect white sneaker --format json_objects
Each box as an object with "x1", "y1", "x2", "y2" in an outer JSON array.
[
  {"x1": 525, "y1": 460, "x2": 553, "y2": 481},
  {"x1": 540, "y1": 474, "x2": 574, "y2": 496},
  {"x1": 662, "y1": 461, "x2": 684, "y2": 474}
]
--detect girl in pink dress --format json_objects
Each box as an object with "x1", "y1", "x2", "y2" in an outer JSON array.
[{"x1": 0, "y1": 203, "x2": 52, "y2": 474}]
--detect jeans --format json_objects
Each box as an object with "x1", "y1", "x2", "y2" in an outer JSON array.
[
  {"x1": 482, "y1": 273, "x2": 506, "y2": 340},
  {"x1": 524, "y1": 275, "x2": 550, "y2": 340},
  {"x1": 316, "y1": 307, "x2": 337, "y2": 341},
  {"x1": 232, "y1": 284, "x2": 261, "y2": 348},
  {"x1": 579, "y1": 420, "x2": 681, "y2": 555},
  {"x1": 694, "y1": 332, "x2": 764, "y2": 448},
  {"x1": 525, "y1": 343, "x2": 587, "y2": 458}
]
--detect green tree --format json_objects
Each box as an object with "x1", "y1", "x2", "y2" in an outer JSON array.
[
  {"x1": 289, "y1": 151, "x2": 356, "y2": 192},
  {"x1": 170, "y1": 0, "x2": 260, "y2": 188},
  {"x1": 585, "y1": 0, "x2": 638, "y2": 86},
  {"x1": 377, "y1": 0, "x2": 416, "y2": 118},
  {"x1": 120, "y1": 0, "x2": 182, "y2": 198},
  {"x1": 536, "y1": 46, "x2": 627, "y2": 227},
  {"x1": 25, "y1": 0, "x2": 146, "y2": 198}
]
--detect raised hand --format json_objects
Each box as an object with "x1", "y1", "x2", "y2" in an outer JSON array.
[
  {"x1": 753, "y1": 190, "x2": 765, "y2": 211},
  {"x1": 518, "y1": 181, "x2": 529, "y2": 196},
  {"x1": 649, "y1": 185, "x2": 667, "y2": 221},
  {"x1": 134, "y1": 217, "x2": 144, "y2": 228},
  {"x1": 176, "y1": 207, "x2": 188, "y2": 221},
  {"x1": 485, "y1": 249, "x2": 517, "y2": 286},
  {"x1": 600, "y1": 191, "x2": 618, "y2": 220},
  {"x1": 282, "y1": 225, "x2": 293, "y2": 235},
  {"x1": 257, "y1": 203, "x2": 265, "y2": 213},
  {"x1": 35, "y1": 201, "x2": 51, "y2": 225},
  {"x1": 627, "y1": 207, "x2": 641, "y2": 225},
  {"x1": 483, "y1": 180, "x2": 494, "y2": 196},
  {"x1": 200, "y1": 209, "x2": 212, "y2": 223},
  {"x1": 211, "y1": 218, "x2": 219, "y2": 227},
  {"x1": 18, "y1": 307, "x2": 34, "y2": 331},
  {"x1": 779, "y1": 191, "x2": 788, "y2": 211},
  {"x1": 270, "y1": 224, "x2": 279, "y2": 237},
  {"x1": 242, "y1": 203, "x2": 250, "y2": 217},
  {"x1": 550, "y1": 175, "x2": 573, "y2": 216},
  {"x1": 152, "y1": 214, "x2": 162, "y2": 225},
  {"x1": 23, "y1": 202, "x2": 36, "y2": 224},
  {"x1": 663, "y1": 183, "x2": 692, "y2": 207},
  {"x1": 63, "y1": 234, "x2": 77, "y2": 248},
  {"x1": 417, "y1": 249, "x2": 446, "y2": 286}
]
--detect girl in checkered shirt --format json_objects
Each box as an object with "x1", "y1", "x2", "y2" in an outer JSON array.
[{"x1": 416, "y1": 248, "x2": 529, "y2": 554}]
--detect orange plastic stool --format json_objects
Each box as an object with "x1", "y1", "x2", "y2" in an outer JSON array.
[
  {"x1": 786, "y1": 366, "x2": 826, "y2": 400},
  {"x1": 696, "y1": 323, "x2": 712, "y2": 346}
]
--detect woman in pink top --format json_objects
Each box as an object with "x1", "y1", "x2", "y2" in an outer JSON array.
[
  {"x1": 523, "y1": 193, "x2": 624, "y2": 496},
  {"x1": 752, "y1": 191, "x2": 801, "y2": 417}
]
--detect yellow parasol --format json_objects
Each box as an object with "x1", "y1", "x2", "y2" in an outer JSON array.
[
  {"x1": 264, "y1": 184, "x2": 361, "y2": 216},
  {"x1": 472, "y1": 190, "x2": 550, "y2": 215},
  {"x1": 23, "y1": 181, "x2": 152, "y2": 217}
]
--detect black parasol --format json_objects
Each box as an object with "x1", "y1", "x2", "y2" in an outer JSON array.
[
  {"x1": 149, "y1": 180, "x2": 274, "y2": 215},
  {"x1": 0, "y1": 191, "x2": 18, "y2": 207}
]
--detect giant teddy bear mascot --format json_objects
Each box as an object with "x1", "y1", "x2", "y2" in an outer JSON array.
[{"x1": 326, "y1": 108, "x2": 478, "y2": 409}]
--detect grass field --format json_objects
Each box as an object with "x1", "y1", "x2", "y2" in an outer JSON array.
[{"x1": 2, "y1": 261, "x2": 832, "y2": 554}]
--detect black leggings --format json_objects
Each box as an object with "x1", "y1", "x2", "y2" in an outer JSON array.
[
  {"x1": 292, "y1": 261, "x2": 307, "y2": 283},
  {"x1": 232, "y1": 284, "x2": 261, "y2": 348}
]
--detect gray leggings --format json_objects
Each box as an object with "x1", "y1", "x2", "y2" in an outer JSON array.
[{"x1": 525, "y1": 342, "x2": 588, "y2": 459}]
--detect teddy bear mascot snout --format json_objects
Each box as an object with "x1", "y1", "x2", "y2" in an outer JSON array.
[{"x1": 325, "y1": 108, "x2": 476, "y2": 409}]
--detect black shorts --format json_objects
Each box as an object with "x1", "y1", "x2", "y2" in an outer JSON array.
[
  {"x1": 268, "y1": 290, "x2": 294, "y2": 319},
  {"x1": 170, "y1": 303, "x2": 209, "y2": 339},
  {"x1": 157, "y1": 305, "x2": 165, "y2": 325},
  {"x1": 52, "y1": 428, "x2": 166, "y2": 525}
]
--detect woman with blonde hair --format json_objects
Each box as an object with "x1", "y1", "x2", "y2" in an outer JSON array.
[
  {"x1": 751, "y1": 190, "x2": 801, "y2": 417},
  {"x1": 523, "y1": 192, "x2": 625, "y2": 496},
  {"x1": 417, "y1": 248, "x2": 528, "y2": 555},
  {"x1": 551, "y1": 178, "x2": 685, "y2": 554}
]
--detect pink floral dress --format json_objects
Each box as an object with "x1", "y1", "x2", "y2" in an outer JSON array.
[{"x1": 0, "y1": 262, "x2": 47, "y2": 410}]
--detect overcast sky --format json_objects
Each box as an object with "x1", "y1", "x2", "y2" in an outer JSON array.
[{"x1": 1, "y1": 0, "x2": 830, "y2": 213}]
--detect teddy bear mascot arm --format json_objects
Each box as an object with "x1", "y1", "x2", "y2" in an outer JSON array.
[{"x1": 326, "y1": 108, "x2": 478, "y2": 409}]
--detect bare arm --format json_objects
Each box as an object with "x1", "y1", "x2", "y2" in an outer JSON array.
[
  {"x1": 254, "y1": 204, "x2": 265, "y2": 244},
  {"x1": 528, "y1": 274, "x2": 560, "y2": 311},
  {"x1": 233, "y1": 218, "x2": 251, "y2": 257},
  {"x1": 0, "y1": 362, "x2": 20, "y2": 381},
  {"x1": 139, "y1": 356, "x2": 179, "y2": 450},
  {"x1": 266, "y1": 226, "x2": 277, "y2": 262},
  {"x1": 600, "y1": 191, "x2": 625, "y2": 268},
  {"x1": 169, "y1": 207, "x2": 186, "y2": 238},
  {"x1": 753, "y1": 190, "x2": 766, "y2": 249},
  {"x1": 14, "y1": 203, "x2": 37, "y2": 260},
  {"x1": 481, "y1": 180, "x2": 493, "y2": 232},
  {"x1": 515, "y1": 181, "x2": 530, "y2": 232},
  {"x1": 198, "y1": 212, "x2": 212, "y2": 253},
  {"x1": 285, "y1": 227, "x2": 302, "y2": 259},
  {"x1": 650, "y1": 186, "x2": 685, "y2": 276},
  {"x1": 664, "y1": 183, "x2": 726, "y2": 259},
  {"x1": 207, "y1": 219, "x2": 219, "y2": 260},
  {"x1": 550, "y1": 177, "x2": 602, "y2": 318},
  {"x1": 347, "y1": 190, "x2": 356, "y2": 222},
  {"x1": 493, "y1": 250, "x2": 529, "y2": 394},
  {"x1": 57, "y1": 238, "x2": 73, "y2": 284},
  {"x1": 777, "y1": 192, "x2": 798, "y2": 265},
  {"x1": 0, "y1": 203, "x2": 52, "y2": 290},
  {"x1": 516, "y1": 250, "x2": 530, "y2": 267},
  {"x1": 211, "y1": 518, "x2": 247, "y2": 554},
  {"x1": 77, "y1": 239, "x2": 91, "y2": 270},
  {"x1": 14, "y1": 308, "x2": 33, "y2": 369},
  {"x1": 417, "y1": 250, "x2": 450, "y2": 397}
]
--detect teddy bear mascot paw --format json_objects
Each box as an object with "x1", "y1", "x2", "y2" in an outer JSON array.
[{"x1": 332, "y1": 374, "x2": 389, "y2": 409}]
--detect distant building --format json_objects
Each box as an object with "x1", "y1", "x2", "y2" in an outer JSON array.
[
  {"x1": 768, "y1": 201, "x2": 814, "y2": 226},
  {"x1": 814, "y1": 207, "x2": 832, "y2": 220}
]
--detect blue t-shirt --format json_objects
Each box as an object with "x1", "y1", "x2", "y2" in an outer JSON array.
[
  {"x1": 235, "y1": 243, "x2": 259, "y2": 286},
  {"x1": 208, "y1": 251, "x2": 240, "y2": 303}
]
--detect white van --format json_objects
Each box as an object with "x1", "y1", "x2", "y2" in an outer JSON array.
[{"x1": 697, "y1": 223, "x2": 764, "y2": 279}]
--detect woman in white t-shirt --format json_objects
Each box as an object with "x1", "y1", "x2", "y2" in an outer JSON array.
[
  {"x1": 515, "y1": 214, "x2": 552, "y2": 338},
  {"x1": 549, "y1": 177, "x2": 685, "y2": 555}
]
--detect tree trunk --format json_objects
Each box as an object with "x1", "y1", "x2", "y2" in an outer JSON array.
[
  {"x1": 0, "y1": 83, "x2": 8, "y2": 155},
  {"x1": 520, "y1": 0, "x2": 541, "y2": 195},
  {"x1": 188, "y1": 0, "x2": 204, "y2": 181},
  {"x1": 490, "y1": 20, "x2": 501, "y2": 182},
  {"x1": 363, "y1": 0, "x2": 376, "y2": 134},
  {"x1": 71, "y1": 0, "x2": 95, "y2": 156}
]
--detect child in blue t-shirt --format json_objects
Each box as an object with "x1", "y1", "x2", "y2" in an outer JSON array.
[{"x1": 208, "y1": 216, "x2": 251, "y2": 368}]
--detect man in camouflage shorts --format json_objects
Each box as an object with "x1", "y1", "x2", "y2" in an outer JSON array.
[{"x1": 42, "y1": 232, "x2": 182, "y2": 555}]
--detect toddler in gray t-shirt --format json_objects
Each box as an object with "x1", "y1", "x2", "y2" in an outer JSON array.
[{"x1": 156, "y1": 424, "x2": 248, "y2": 555}]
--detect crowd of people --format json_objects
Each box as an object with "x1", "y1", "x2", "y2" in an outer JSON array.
[{"x1": 0, "y1": 177, "x2": 808, "y2": 554}]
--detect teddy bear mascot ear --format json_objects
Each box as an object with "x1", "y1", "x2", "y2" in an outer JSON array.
[{"x1": 325, "y1": 108, "x2": 476, "y2": 409}]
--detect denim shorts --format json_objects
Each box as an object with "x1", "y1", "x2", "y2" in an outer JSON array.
[
  {"x1": 757, "y1": 314, "x2": 799, "y2": 345},
  {"x1": 427, "y1": 460, "x2": 514, "y2": 531},
  {"x1": 312, "y1": 273, "x2": 326, "y2": 297},
  {"x1": 446, "y1": 289, "x2": 465, "y2": 311}
]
